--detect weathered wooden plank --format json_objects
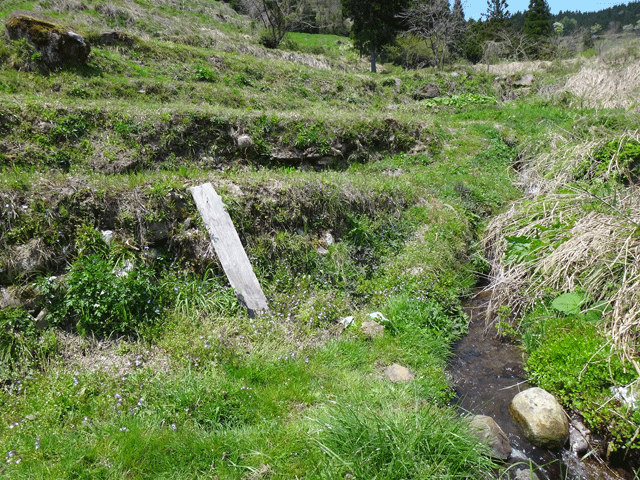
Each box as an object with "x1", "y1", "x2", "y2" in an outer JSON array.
[{"x1": 190, "y1": 183, "x2": 268, "y2": 317}]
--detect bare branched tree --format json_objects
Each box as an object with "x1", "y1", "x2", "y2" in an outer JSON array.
[
  {"x1": 482, "y1": 40, "x2": 505, "y2": 72},
  {"x1": 397, "y1": 0, "x2": 467, "y2": 69},
  {"x1": 242, "y1": 0, "x2": 305, "y2": 48},
  {"x1": 495, "y1": 28, "x2": 533, "y2": 61},
  {"x1": 482, "y1": 30, "x2": 537, "y2": 71}
]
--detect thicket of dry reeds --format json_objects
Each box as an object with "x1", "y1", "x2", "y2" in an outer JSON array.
[
  {"x1": 564, "y1": 59, "x2": 640, "y2": 111},
  {"x1": 484, "y1": 125, "x2": 640, "y2": 374}
]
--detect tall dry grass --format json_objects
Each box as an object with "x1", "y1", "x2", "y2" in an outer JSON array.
[
  {"x1": 516, "y1": 130, "x2": 640, "y2": 195},
  {"x1": 484, "y1": 121, "x2": 640, "y2": 373},
  {"x1": 484, "y1": 127, "x2": 640, "y2": 373},
  {"x1": 563, "y1": 59, "x2": 640, "y2": 111},
  {"x1": 470, "y1": 35, "x2": 640, "y2": 113}
]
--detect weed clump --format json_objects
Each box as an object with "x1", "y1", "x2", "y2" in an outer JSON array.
[
  {"x1": 42, "y1": 254, "x2": 164, "y2": 336},
  {"x1": 0, "y1": 306, "x2": 57, "y2": 386}
]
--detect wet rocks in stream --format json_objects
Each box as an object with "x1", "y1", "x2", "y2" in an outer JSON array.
[
  {"x1": 509, "y1": 387, "x2": 570, "y2": 450},
  {"x1": 469, "y1": 415, "x2": 512, "y2": 460}
]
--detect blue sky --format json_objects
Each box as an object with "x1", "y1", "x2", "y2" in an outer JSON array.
[{"x1": 463, "y1": 0, "x2": 631, "y2": 20}]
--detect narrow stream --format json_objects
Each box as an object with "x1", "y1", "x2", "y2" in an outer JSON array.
[{"x1": 448, "y1": 290, "x2": 633, "y2": 480}]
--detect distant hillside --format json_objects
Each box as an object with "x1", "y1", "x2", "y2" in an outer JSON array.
[
  {"x1": 554, "y1": 1, "x2": 640, "y2": 29},
  {"x1": 510, "y1": 1, "x2": 640, "y2": 32}
]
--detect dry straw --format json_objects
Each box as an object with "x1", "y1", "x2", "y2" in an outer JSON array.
[
  {"x1": 484, "y1": 127, "x2": 640, "y2": 374},
  {"x1": 518, "y1": 130, "x2": 640, "y2": 196},
  {"x1": 564, "y1": 60, "x2": 640, "y2": 111}
]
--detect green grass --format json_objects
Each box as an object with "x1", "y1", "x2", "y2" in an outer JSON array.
[
  {"x1": 283, "y1": 32, "x2": 355, "y2": 59},
  {"x1": 0, "y1": 311, "x2": 486, "y2": 478},
  {"x1": 3, "y1": 0, "x2": 640, "y2": 475},
  {"x1": 313, "y1": 398, "x2": 495, "y2": 479}
]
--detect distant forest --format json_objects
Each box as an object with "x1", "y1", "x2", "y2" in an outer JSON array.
[
  {"x1": 511, "y1": 1, "x2": 640, "y2": 32},
  {"x1": 222, "y1": 0, "x2": 640, "y2": 67},
  {"x1": 224, "y1": 0, "x2": 640, "y2": 36}
]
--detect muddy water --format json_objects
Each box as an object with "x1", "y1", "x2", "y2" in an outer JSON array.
[{"x1": 448, "y1": 292, "x2": 631, "y2": 480}]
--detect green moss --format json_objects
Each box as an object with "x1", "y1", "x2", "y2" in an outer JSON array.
[
  {"x1": 6, "y1": 15, "x2": 63, "y2": 46},
  {"x1": 526, "y1": 314, "x2": 639, "y2": 450}
]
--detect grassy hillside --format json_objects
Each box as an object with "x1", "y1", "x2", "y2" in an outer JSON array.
[{"x1": 1, "y1": 1, "x2": 640, "y2": 477}]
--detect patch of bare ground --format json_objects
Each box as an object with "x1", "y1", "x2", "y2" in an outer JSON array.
[
  {"x1": 218, "y1": 42, "x2": 340, "y2": 71},
  {"x1": 55, "y1": 330, "x2": 171, "y2": 377}
]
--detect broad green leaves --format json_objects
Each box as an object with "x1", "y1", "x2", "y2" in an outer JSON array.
[{"x1": 551, "y1": 291, "x2": 583, "y2": 315}]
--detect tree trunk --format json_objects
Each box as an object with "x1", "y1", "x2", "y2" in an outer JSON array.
[{"x1": 370, "y1": 46, "x2": 377, "y2": 73}]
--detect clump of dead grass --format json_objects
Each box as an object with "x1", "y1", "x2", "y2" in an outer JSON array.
[
  {"x1": 483, "y1": 186, "x2": 640, "y2": 373},
  {"x1": 515, "y1": 129, "x2": 640, "y2": 196},
  {"x1": 471, "y1": 58, "x2": 580, "y2": 76},
  {"x1": 563, "y1": 59, "x2": 640, "y2": 111}
]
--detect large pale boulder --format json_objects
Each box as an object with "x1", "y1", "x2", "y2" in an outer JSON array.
[
  {"x1": 5, "y1": 13, "x2": 90, "y2": 66},
  {"x1": 469, "y1": 415, "x2": 511, "y2": 460},
  {"x1": 509, "y1": 387, "x2": 569, "y2": 449}
]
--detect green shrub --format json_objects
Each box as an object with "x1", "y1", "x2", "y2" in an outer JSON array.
[
  {"x1": 384, "y1": 295, "x2": 467, "y2": 342},
  {"x1": 574, "y1": 138, "x2": 640, "y2": 184},
  {"x1": 43, "y1": 255, "x2": 164, "y2": 336},
  {"x1": 194, "y1": 65, "x2": 216, "y2": 82},
  {"x1": 0, "y1": 306, "x2": 57, "y2": 385},
  {"x1": 526, "y1": 315, "x2": 639, "y2": 450}
]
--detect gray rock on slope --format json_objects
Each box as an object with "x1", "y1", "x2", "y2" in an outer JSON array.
[{"x1": 5, "y1": 13, "x2": 90, "y2": 66}]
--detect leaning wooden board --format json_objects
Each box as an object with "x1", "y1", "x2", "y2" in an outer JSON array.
[{"x1": 190, "y1": 182, "x2": 269, "y2": 317}]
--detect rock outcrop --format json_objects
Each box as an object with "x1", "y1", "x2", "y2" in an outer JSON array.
[{"x1": 5, "y1": 13, "x2": 90, "y2": 67}]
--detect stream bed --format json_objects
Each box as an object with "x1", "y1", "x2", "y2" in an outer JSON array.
[{"x1": 448, "y1": 291, "x2": 633, "y2": 480}]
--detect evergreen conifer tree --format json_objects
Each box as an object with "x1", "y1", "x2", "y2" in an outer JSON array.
[
  {"x1": 486, "y1": 0, "x2": 510, "y2": 21},
  {"x1": 522, "y1": 0, "x2": 552, "y2": 39},
  {"x1": 522, "y1": 0, "x2": 552, "y2": 57},
  {"x1": 342, "y1": 0, "x2": 408, "y2": 72}
]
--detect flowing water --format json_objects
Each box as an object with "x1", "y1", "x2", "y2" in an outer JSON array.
[{"x1": 448, "y1": 291, "x2": 634, "y2": 480}]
